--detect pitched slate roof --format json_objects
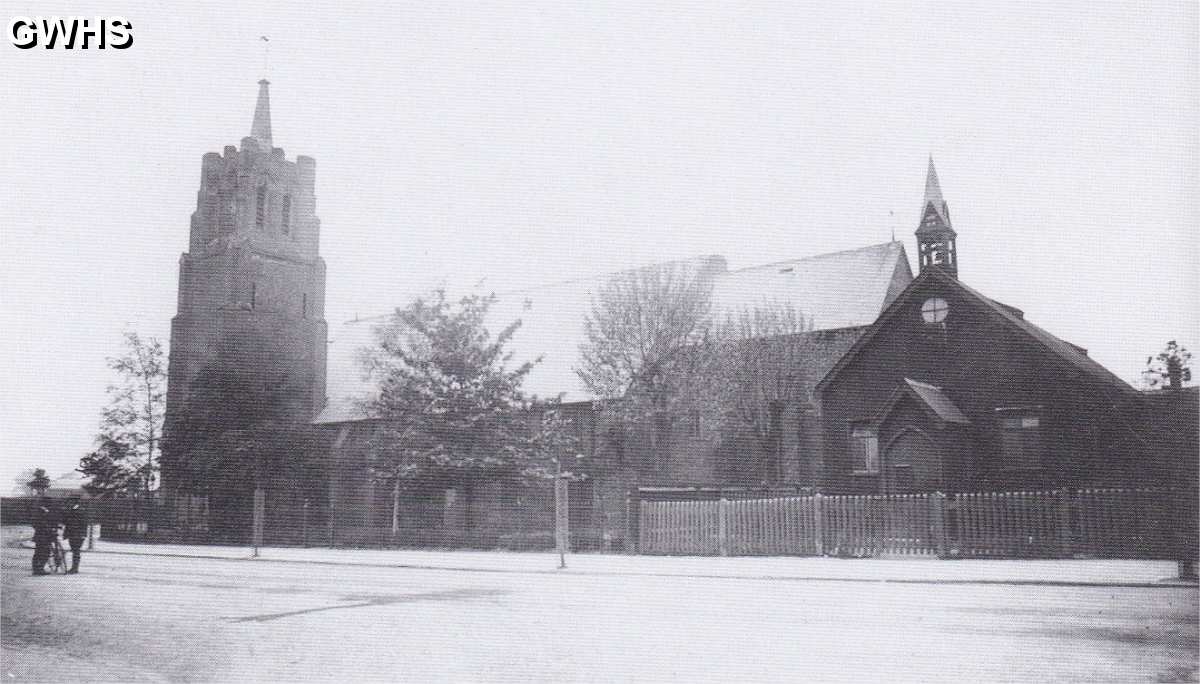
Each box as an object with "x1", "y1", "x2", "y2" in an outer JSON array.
[
  {"x1": 315, "y1": 242, "x2": 912, "y2": 424},
  {"x1": 714, "y1": 241, "x2": 911, "y2": 330},
  {"x1": 816, "y1": 267, "x2": 1138, "y2": 398},
  {"x1": 952, "y1": 276, "x2": 1136, "y2": 397}
]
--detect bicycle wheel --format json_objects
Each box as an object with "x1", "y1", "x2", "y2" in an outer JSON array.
[{"x1": 49, "y1": 543, "x2": 66, "y2": 574}]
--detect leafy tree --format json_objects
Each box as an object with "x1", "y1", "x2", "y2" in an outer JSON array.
[
  {"x1": 79, "y1": 437, "x2": 140, "y2": 497},
  {"x1": 359, "y1": 289, "x2": 577, "y2": 490},
  {"x1": 24, "y1": 468, "x2": 51, "y2": 497},
  {"x1": 1144, "y1": 340, "x2": 1193, "y2": 390},
  {"x1": 715, "y1": 302, "x2": 814, "y2": 482},
  {"x1": 576, "y1": 261, "x2": 721, "y2": 472},
  {"x1": 162, "y1": 344, "x2": 326, "y2": 540},
  {"x1": 78, "y1": 332, "x2": 166, "y2": 499}
]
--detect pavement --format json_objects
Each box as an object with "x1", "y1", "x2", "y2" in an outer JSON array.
[
  {"x1": 19, "y1": 533, "x2": 1198, "y2": 587},
  {"x1": 4, "y1": 527, "x2": 1197, "y2": 682}
]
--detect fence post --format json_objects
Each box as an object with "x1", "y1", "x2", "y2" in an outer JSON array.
[
  {"x1": 302, "y1": 499, "x2": 310, "y2": 548},
  {"x1": 1175, "y1": 488, "x2": 1198, "y2": 580},
  {"x1": 625, "y1": 489, "x2": 639, "y2": 555},
  {"x1": 391, "y1": 480, "x2": 401, "y2": 541},
  {"x1": 1056, "y1": 487, "x2": 1073, "y2": 558},
  {"x1": 813, "y1": 493, "x2": 824, "y2": 556},
  {"x1": 718, "y1": 498, "x2": 729, "y2": 557},
  {"x1": 932, "y1": 492, "x2": 947, "y2": 557}
]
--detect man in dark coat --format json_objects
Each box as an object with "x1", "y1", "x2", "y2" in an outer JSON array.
[
  {"x1": 31, "y1": 498, "x2": 57, "y2": 576},
  {"x1": 61, "y1": 497, "x2": 87, "y2": 574}
]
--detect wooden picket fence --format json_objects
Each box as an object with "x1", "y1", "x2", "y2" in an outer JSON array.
[{"x1": 638, "y1": 487, "x2": 1196, "y2": 560}]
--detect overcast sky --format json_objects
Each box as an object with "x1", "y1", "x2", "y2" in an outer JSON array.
[{"x1": 1, "y1": 1, "x2": 1196, "y2": 491}]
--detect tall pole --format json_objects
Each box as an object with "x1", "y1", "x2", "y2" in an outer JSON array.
[
  {"x1": 555, "y1": 459, "x2": 569, "y2": 569},
  {"x1": 391, "y1": 479, "x2": 401, "y2": 541},
  {"x1": 251, "y1": 453, "x2": 265, "y2": 558},
  {"x1": 251, "y1": 487, "x2": 265, "y2": 558}
]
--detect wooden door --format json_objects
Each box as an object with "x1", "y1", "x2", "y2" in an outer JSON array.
[{"x1": 884, "y1": 430, "x2": 940, "y2": 493}]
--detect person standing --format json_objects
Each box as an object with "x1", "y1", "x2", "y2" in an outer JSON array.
[
  {"x1": 61, "y1": 497, "x2": 87, "y2": 574},
  {"x1": 30, "y1": 497, "x2": 56, "y2": 576}
]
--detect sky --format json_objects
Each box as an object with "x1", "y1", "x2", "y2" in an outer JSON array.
[{"x1": 1, "y1": 2, "x2": 1196, "y2": 491}]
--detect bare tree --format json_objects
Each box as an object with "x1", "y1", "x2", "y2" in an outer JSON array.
[
  {"x1": 715, "y1": 302, "x2": 814, "y2": 482},
  {"x1": 576, "y1": 262, "x2": 721, "y2": 472}
]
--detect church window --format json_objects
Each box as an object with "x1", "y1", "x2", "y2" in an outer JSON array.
[
  {"x1": 997, "y1": 408, "x2": 1044, "y2": 470},
  {"x1": 302, "y1": 293, "x2": 307, "y2": 318},
  {"x1": 281, "y1": 194, "x2": 291, "y2": 234},
  {"x1": 850, "y1": 422, "x2": 879, "y2": 474},
  {"x1": 250, "y1": 282, "x2": 257, "y2": 310},
  {"x1": 921, "y1": 297, "x2": 949, "y2": 324},
  {"x1": 255, "y1": 185, "x2": 267, "y2": 229}
]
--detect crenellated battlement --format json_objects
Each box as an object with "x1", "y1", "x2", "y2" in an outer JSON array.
[{"x1": 191, "y1": 131, "x2": 320, "y2": 263}]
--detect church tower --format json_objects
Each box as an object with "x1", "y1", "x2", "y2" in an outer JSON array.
[
  {"x1": 915, "y1": 157, "x2": 958, "y2": 278},
  {"x1": 162, "y1": 80, "x2": 328, "y2": 492}
]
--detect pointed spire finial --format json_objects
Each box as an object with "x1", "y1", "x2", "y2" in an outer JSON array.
[
  {"x1": 918, "y1": 156, "x2": 950, "y2": 229},
  {"x1": 251, "y1": 79, "x2": 273, "y2": 148},
  {"x1": 924, "y1": 156, "x2": 943, "y2": 204}
]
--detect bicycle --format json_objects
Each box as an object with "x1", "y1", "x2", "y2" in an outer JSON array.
[{"x1": 46, "y1": 527, "x2": 67, "y2": 575}]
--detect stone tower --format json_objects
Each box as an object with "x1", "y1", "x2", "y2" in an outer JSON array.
[
  {"x1": 162, "y1": 80, "x2": 327, "y2": 493},
  {"x1": 915, "y1": 157, "x2": 958, "y2": 278}
]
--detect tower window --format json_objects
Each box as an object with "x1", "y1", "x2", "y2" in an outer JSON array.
[
  {"x1": 281, "y1": 194, "x2": 291, "y2": 234},
  {"x1": 250, "y1": 282, "x2": 257, "y2": 310},
  {"x1": 255, "y1": 185, "x2": 267, "y2": 229},
  {"x1": 302, "y1": 293, "x2": 307, "y2": 318}
]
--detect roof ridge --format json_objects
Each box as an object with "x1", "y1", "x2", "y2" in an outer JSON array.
[
  {"x1": 492, "y1": 254, "x2": 727, "y2": 297},
  {"x1": 727, "y1": 241, "x2": 902, "y2": 275}
]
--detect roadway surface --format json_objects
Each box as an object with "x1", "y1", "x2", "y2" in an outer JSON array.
[{"x1": 3, "y1": 532, "x2": 1196, "y2": 682}]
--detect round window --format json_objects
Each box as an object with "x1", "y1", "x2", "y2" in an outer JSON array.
[{"x1": 921, "y1": 297, "x2": 949, "y2": 324}]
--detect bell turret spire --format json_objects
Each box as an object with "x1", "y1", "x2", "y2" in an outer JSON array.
[
  {"x1": 251, "y1": 79, "x2": 273, "y2": 148},
  {"x1": 920, "y1": 156, "x2": 951, "y2": 228},
  {"x1": 915, "y1": 157, "x2": 958, "y2": 277}
]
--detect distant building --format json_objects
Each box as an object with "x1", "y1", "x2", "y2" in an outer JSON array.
[{"x1": 43, "y1": 472, "x2": 89, "y2": 499}]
